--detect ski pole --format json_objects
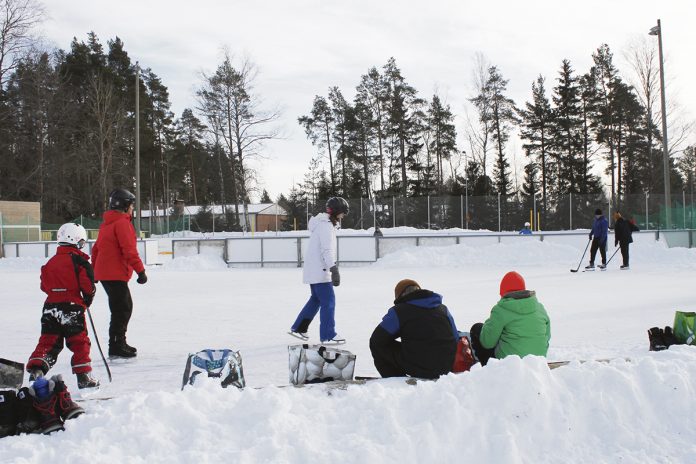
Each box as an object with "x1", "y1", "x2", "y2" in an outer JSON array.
[
  {"x1": 86, "y1": 308, "x2": 112, "y2": 382},
  {"x1": 605, "y1": 246, "x2": 621, "y2": 265},
  {"x1": 570, "y1": 238, "x2": 592, "y2": 273}
]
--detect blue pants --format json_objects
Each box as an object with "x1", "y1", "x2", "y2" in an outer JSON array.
[{"x1": 291, "y1": 282, "x2": 336, "y2": 341}]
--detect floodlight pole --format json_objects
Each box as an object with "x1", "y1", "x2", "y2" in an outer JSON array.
[
  {"x1": 651, "y1": 20, "x2": 671, "y2": 228},
  {"x1": 135, "y1": 62, "x2": 141, "y2": 233}
]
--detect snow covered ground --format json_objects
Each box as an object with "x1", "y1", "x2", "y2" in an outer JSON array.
[{"x1": 2, "y1": 238, "x2": 696, "y2": 462}]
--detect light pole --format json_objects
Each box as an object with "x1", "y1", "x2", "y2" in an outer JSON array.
[
  {"x1": 650, "y1": 19, "x2": 671, "y2": 228},
  {"x1": 135, "y1": 62, "x2": 141, "y2": 234}
]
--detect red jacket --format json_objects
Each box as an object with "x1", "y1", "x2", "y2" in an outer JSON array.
[
  {"x1": 41, "y1": 246, "x2": 96, "y2": 307},
  {"x1": 92, "y1": 210, "x2": 145, "y2": 281}
]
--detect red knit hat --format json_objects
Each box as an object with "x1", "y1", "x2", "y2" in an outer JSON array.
[{"x1": 499, "y1": 271, "x2": 525, "y2": 297}]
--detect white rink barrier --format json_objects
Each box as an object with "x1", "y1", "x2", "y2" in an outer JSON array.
[
  {"x1": 2, "y1": 239, "x2": 161, "y2": 265},
  {"x1": 168, "y1": 230, "x2": 695, "y2": 267}
]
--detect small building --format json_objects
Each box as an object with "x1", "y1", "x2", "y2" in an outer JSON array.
[
  {"x1": 140, "y1": 203, "x2": 288, "y2": 232},
  {"x1": 0, "y1": 201, "x2": 42, "y2": 244}
]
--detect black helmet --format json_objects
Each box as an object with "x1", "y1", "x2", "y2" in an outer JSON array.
[
  {"x1": 109, "y1": 188, "x2": 136, "y2": 211},
  {"x1": 326, "y1": 197, "x2": 349, "y2": 216}
]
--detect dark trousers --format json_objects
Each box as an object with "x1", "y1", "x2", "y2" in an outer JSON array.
[
  {"x1": 101, "y1": 281, "x2": 133, "y2": 343},
  {"x1": 470, "y1": 323, "x2": 496, "y2": 366},
  {"x1": 27, "y1": 303, "x2": 92, "y2": 374},
  {"x1": 619, "y1": 241, "x2": 630, "y2": 266},
  {"x1": 370, "y1": 337, "x2": 406, "y2": 378},
  {"x1": 589, "y1": 238, "x2": 607, "y2": 265}
]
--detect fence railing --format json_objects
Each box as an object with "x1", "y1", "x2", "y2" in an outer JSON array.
[
  {"x1": 2, "y1": 239, "x2": 161, "y2": 265},
  {"x1": 171, "y1": 229, "x2": 695, "y2": 268}
]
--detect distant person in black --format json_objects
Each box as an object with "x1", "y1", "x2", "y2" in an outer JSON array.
[
  {"x1": 369, "y1": 279, "x2": 459, "y2": 379},
  {"x1": 613, "y1": 211, "x2": 640, "y2": 270}
]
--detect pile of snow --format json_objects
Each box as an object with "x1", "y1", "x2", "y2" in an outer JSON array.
[{"x1": 4, "y1": 351, "x2": 696, "y2": 462}]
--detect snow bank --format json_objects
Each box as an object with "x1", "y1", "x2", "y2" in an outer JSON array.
[
  {"x1": 4, "y1": 350, "x2": 696, "y2": 463},
  {"x1": 373, "y1": 238, "x2": 696, "y2": 270},
  {"x1": 158, "y1": 254, "x2": 228, "y2": 271}
]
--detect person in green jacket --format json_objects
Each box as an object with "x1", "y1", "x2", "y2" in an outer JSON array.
[{"x1": 469, "y1": 271, "x2": 550, "y2": 366}]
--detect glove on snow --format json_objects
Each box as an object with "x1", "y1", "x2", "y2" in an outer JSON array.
[
  {"x1": 330, "y1": 266, "x2": 340, "y2": 287},
  {"x1": 137, "y1": 271, "x2": 148, "y2": 284}
]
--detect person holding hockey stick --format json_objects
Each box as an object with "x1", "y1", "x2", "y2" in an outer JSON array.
[
  {"x1": 289, "y1": 197, "x2": 348, "y2": 344},
  {"x1": 92, "y1": 188, "x2": 147, "y2": 358},
  {"x1": 369, "y1": 279, "x2": 459, "y2": 379},
  {"x1": 26, "y1": 223, "x2": 100, "y2": 389},
  {"x1": 469, "y1": 271, "x2": 550, "y2": 366},
  {"x1": 613, "y1": 211, "x2": 640, "y2": 270},
  {"x1": 586, "y1": 208, "x2": 609, "y2": 270}
]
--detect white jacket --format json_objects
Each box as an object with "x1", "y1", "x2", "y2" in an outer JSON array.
[{"x1": 303, "y1": 213, "x2": 337, "y2": 284}]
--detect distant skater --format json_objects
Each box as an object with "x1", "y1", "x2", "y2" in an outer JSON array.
[
  {"x1": 613, "y1": 211, "x2": 639, "y2": 270},
  {"x1": 586, "y1": 209, "x2": 608, "y2": 270}
]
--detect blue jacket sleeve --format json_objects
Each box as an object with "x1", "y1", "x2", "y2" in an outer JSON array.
[{"x1": 379, "y1": 307, "x2": 400, "y2": 336}]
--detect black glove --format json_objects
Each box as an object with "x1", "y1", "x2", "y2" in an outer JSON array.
[
  {"x1": 588, "y1": 233, "x2": 592, "y2": 240},
  {"x1": 329, "y1": 265, "x2": 340, "y2": 287},
  {"x1": 137, "y1": 271, "x2": 148, "y2": 284}
]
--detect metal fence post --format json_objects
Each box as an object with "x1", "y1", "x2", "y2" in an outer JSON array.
[
  {"x1": 393, "y1": 197, "x2": 396, "y2": 228},
  {"x1": 569, "y1": 193, "x2": 573, "y2": 230},
  {"x1": 460, "y1": 195, "x2": 464, "y2": 229},
  {"x1": 465, "y1": 190, "x2": 469, "y2": 229},
  {"x1": 645, "y1": 193, "x2": 649, "y2": 230},
  {"x1": 427, "y1": 195, "x2": 431, "y2": 229},
  {"x1": 360, "y1": 198, "x2": 363, "y2": 229},
  {"x1": 498, "y1": 193, "x2": 501, "y2": 232},
  {"x1": 683, "y1": 190, "x2": 687, "y2": 229},
  {"x1": 373, "y1": 196, "x2": 376, "y2": 229}
]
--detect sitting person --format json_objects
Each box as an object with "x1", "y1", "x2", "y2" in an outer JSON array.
[
  {"x1": 470, "y1": 271, "x2": 550, "y2": 366},
  {"x1": 369, "y1": 279, "x2": 459, "y2": 379}
]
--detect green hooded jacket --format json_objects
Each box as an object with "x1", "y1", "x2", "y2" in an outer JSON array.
[{"x1": 479, "y1": 290, "x2": 550, "y2": 359}]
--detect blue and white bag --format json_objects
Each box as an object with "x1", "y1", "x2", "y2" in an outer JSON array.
[{"x1": 182, "y1": 349, "x2": 245, "y2": 390}]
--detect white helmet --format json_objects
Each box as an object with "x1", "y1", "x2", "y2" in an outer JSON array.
[
  {"x1": 524, "y1": 222, "x2": 531, "y2": 227},
  {"x1": 57, "y1": 223, "x2": 87, "y2": 248}
]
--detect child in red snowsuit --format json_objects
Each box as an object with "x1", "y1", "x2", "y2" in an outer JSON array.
[{"x1": 27, "y1": 223, "x2": 99, "y2": 389}]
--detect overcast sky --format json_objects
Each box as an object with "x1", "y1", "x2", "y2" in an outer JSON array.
[{"x1": 40, "y1": 0, "x2": 696, "y2": 200}]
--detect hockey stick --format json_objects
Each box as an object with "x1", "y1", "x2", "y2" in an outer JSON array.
[
  {"x1": 605, "y1": 246, "x2": 621, "y2": 266},
  {"x1": 570, "y1": 239, "x2": 592, "y2": 272},
  {"x1": 86, "y1": 308, "x2": 112, "y2": 382}
]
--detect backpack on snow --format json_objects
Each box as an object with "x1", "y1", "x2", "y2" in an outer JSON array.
[
  {"x1": 288, "y1": 344, "x2": 356, "y2": 386},
  {"x1": 181, "y1": 349, "x2": 245, "y2": 390},
  {"x1": 452, "y1": 333, "x2": 476, "y2": 373}
]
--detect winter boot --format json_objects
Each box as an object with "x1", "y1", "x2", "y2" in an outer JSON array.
[
  {"x1": 0, "y1": 389, "x2": 18, "y2": 438},
  {"x1": 109, "y1": 336, "x2": 137, "y2": 358},
  {"x1": 15, "y1": 387, "x2": 40, "y2": 434},
  {"x1": 30, "y1": 377, "x2": 63, "y2": 434},
  {"x1": 663, "y1": 326, "x2": 680, "y2": 348},
  {"x1": 76, "y1": 372, "x2": 100, "y2": 390},
  {"x1": 122, "y1": 337, "x2": 137, "y2": 354},
  {"x1": 648, "y1": 327, "x2": 667, "y2": 351},
  {"x1": 53, "y1": 375, "x2": 85, "y2": 420}
]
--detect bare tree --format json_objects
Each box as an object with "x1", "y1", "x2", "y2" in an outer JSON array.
[
  {"x1": 465, "y1": 53, "x2": 492, "y2": 180},
  {"x1": 624, "y1": 37, "x2": 694, "y2": 188},
  {"x1": 86, "y1": 72, "x2": 125, "y2": 212},
  {"x1": 197, "y1": 51, "x2": 280, "y2": 231},
  {"x1": 0, "y1": 0, "x2": 44, "y2": 88}
]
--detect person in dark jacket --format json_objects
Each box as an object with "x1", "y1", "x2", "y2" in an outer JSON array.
[
  {"x1": 369, "y1": 279, "x2": 459, "y2": 379},
  {"x1": 26, "y1": 223, "x2": 99, "y2": 389},
  {"x1": 470, "y1": 271, "x2": 550, "y2": 366},
  {"x1": 613, "y1": 211, "x2": 640, "y2": 269},
  {"x1": 92, "y1": 188, "x2": 147, "y2": 358},
  {"x1": 586, "y1": 208, "x2": 609, "y2": 270}
]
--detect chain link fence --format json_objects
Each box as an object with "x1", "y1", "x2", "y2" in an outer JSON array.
[{"x1": 2, "y1": 192, "x2": 695, "y2": 243}]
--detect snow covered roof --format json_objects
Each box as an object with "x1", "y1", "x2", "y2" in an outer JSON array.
[{"x1": 139, "y1": 203, "x2": 287, "y2": 218}]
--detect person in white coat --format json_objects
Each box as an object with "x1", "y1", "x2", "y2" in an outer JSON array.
[{"x1": 289, "y1": 197, "x2": 349, "y2": 343}]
